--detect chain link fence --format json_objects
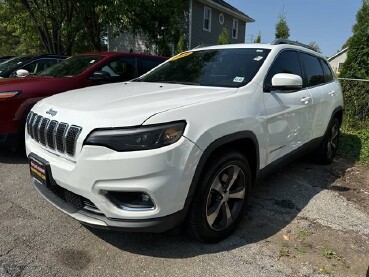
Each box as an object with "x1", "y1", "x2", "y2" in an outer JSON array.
[{"x1": 338, "y1": 78, "x2": 369, "y2": 130}]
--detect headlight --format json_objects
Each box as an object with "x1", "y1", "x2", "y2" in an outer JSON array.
[
  {"x1": 0, "y1": 90, "x2": 22, "y2": 99},
  {"x1": 84, "y1": 121, "x2": 186, "y2": 151}
]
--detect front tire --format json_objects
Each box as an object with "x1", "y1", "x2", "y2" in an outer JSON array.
[{"x1": 187, "y1": 150, "x2": 252, "y2": 242}]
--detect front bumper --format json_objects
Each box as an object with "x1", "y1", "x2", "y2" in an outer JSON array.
[
  {"x1": 32, "y1": 177, "x2": 186, "y2": 232},
  {"x1": 26, "y1": 135, "x2": 202, "y2": 231}
]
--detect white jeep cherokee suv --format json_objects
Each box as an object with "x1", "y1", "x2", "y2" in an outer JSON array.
[{"x1": 26, "y1": 40, "x2": 343, "y2": 242}]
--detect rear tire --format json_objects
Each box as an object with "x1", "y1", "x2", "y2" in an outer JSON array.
[
  {"x1": 186, "y1": 150, "x2": 251, "y2": 242},
  {"x1": 313, "y1": 117, "x2": 340, "y2": 164}
]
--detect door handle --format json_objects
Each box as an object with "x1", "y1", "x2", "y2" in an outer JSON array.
[
  {"x1": 301, "y1": 96, "x2": 311, "y2": 104},
  {"x1": 328, "y1": 91, "x2": 336, "y2": 96}
]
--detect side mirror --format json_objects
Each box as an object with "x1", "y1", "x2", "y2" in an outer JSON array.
[
  {"x1": 264, "y1": 73, "x2": 303, "y2": 92},
  {"x1": 90, "y1": 71, "x2": 111, "y2": 81},
  {"x1": 16, "y1": 69, "x2": 30, "y2": 78}
]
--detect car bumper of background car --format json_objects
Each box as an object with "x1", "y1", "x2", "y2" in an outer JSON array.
[{"x1": 26, "y1": 135, "x2": 202, "y2": 232}]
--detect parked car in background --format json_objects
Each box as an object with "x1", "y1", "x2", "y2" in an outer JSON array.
[
  {"x1": 0, "y1": 56, "x2": 15, "y2": 63},
  {"x1": 0, "y1": 54, "x2": 67, "y2": 78},
  {"x1": 0, "y1": 52, "x2": 167, "y2": 150}
]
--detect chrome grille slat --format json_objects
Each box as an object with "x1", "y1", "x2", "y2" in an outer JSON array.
[
  {"x1": 47, "y1": 120, "x2": 58, "y2": 150},
  {"x1": 33, "y1": 115, "x2": 42, "y2": 142},
  {"x1": 65, "y1": 126, "x2": 82, "y2": 156},
  {"x1": 55, "y1": 123, "x2": 68, "y2": 153},
  {"x1": 27, "y1": 112, "x2": 35, "y2": 135},
  {"x1": 27, "y1": 113, "x2": 82, "y2": 157},
  {"x1": 39, "y1": 118, "x2": 49, "y2": 146}
]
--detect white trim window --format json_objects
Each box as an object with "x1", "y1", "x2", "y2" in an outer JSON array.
[
  {"x1": 232, "y1": 18, "x2": 239, "y2": 39},
  {"x1": 338, "y1": 62, "x2": 344, "y2": 71},
  {"x1": 203, "y1": 6, "x2": 212, "y2": 32}
]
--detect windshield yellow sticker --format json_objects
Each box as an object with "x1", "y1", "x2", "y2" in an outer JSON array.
[{"x1": 169, "y1": 51, "x2": 193, "y2": 61}]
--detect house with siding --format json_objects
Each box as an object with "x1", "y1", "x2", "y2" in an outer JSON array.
[
  {"x1": 108, "y1": 0, "x2": 254, "y2": 54},
  {"x1": 328, "y1": 47, "x2": 348, "y2": 75}
]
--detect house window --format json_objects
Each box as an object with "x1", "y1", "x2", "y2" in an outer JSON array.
[
  {"x1": 203, "y1": 6, "x2": 212, "y2": 32},
  {"x1": 338, "y1": 62, "x2": 344, "y2": 71},
  {"x1": 232, "y1": 18, "x2": 239, "y2": 39}
]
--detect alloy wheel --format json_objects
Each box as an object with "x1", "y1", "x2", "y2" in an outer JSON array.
[
  {"x1": 327, "y1": 123, "x2": 339, "y2": 160},
  {"x1": 206, "y1": 165, "x2": 246, "y2": 231}
]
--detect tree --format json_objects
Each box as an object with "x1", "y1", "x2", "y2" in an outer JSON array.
[
  {"x1": 275, "y1": 12, "x2": 290, "y2": 39},
  {"x1": 254, "y1": 32, "x2": 261, "y2": 43},
  {"x1": 218, "y1": 27, "x2": 230, "y2": 45},
  {"x1": 176, "y1": 35, "x2": 186, "y2": 54},
  {"x1": 16, "y1": 0, "x2": 82, "y2": 55},
  {"x1": 340, "y1": 0, "x2": 369, "y2": 79},
  {"x1": 0, "y1": 2, "x2": 42, "y2": 55},
  {"x1": 308, "y1": 42, "x2": 322, "y2": 53},
  {"x1": 120, "y1": 0, "x2": 189, "y2": 56}
]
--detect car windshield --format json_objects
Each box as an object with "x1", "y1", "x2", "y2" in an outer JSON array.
[
  {"x1": 139, "y1": 48, "x2": 271, "y2": 88},
  {"x1": 39, "y1": 55, "x2": 103, "y2": 77},
  {"x1": 0, "y1": 56, "x2": 33, "y2": 73}
]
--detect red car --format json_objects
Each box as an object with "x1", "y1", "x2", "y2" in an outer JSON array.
[{"x1": 0, "y1": 52, "x2": 167, "y2": 150}]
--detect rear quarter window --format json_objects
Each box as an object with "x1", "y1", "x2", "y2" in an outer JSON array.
[{"x1": 320, "y1": 59, "x2": 334, "y2": 83}]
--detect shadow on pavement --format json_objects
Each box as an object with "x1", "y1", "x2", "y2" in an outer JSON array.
[
  {"x1": 87, "y1": 157, "x2": 355, "y2": 258},
  {"x1": 0, "y1": 148, "x2": 27, "y2": 164}
]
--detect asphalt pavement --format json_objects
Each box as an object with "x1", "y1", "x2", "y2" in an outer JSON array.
[{"x1": 1, "y1": 151, "x2": 368, "y2": 277}]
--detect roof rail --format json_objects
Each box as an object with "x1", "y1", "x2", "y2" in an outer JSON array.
[{"x1": 271, "y1": 39, "x2": 315, "y2": 51}]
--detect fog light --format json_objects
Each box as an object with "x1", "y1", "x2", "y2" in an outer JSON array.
[{"x1": 106, "y1": 191, "x2": 155, "y2": 210}]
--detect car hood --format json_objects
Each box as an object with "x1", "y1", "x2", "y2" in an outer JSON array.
[{"x1": 33, "y1": 81, "x2": 238, "y2": 128}]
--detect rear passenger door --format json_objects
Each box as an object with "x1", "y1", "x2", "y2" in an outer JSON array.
[
  {"x1": 263, "y1": 50, "x2": 313, "y2": 164},
  {"x1": 299, "y1": 53, "x2": 335, "y2": 139}
]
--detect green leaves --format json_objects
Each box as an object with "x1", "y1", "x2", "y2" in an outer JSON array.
[
  {"x1": 0, "y1": 0, "x2": 188, "y2": 56},
  {"x1": 275, "y1": 14, "x2": 290, "y2": 39},
  {"x1": 340, "y1": 0, "x2": 369, "y2": 79}
]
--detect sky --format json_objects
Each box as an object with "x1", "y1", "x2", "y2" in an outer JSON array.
[{"x1": 226, "y1": 0, "x2": 362, "y2": 57}]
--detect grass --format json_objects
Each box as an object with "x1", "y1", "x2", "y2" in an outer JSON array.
[
  {"x1": 338, "y1": 127, "x2": 369, "y2": 165},
  {"x1": 297, "y1": 230, "x2": 312, "y2": 239},
  {"x1": 323, "y1": 249, "x2": 341, "y2": 261}
]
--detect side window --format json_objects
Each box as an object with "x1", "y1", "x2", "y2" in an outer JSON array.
[
  {"x1": 300, "y1": 53, "x2": 325, "y2": 87},
  {"x1": 22, "y1": 59, "x2": 58, "y2": 74},
  {"x1": 99, "y1": 57, "x2": 136, "y2": 81},
  {"x1": 137, "y1": 58, "x2": 163, "y2": 76},
  {"x1": 264, "y1": 50, "x2": 302, "y2": 88},
  {"x1": 320, "y1": 59, "x2": 334, "y2": 83}
]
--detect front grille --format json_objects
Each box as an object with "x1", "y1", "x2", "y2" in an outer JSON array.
[
  {"x1": 27, "y1": 112, "x2": 82, "y2": 157},
  {"x1": 46, "y1": 182, "x2": 103, "y2": 215}
]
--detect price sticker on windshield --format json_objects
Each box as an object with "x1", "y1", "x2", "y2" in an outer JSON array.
[{"x1": 169, "y1": 52, "x2": 193, "y2": 61}]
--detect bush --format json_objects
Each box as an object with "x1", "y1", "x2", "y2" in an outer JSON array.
[{"x1": 340, "y1": 79, "x2": 369, "y2": 130}]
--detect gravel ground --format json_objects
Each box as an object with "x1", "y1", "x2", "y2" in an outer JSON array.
[{"x1": 0, "y1": 151, "x2": 368, "y2": 277}]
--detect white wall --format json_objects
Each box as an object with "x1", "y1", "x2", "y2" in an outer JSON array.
[{"x1": 329, "y1": 50, "x2": 348, "y2": 75}]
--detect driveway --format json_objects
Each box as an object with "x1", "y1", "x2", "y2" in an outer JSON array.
[{"x1": 0, "y1": 151, "x2": 368, "y2": 277}]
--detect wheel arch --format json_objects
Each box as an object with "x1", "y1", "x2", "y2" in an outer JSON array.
[{"x1": 182, "y1": 131, "x2": 260, "y2": 214}]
